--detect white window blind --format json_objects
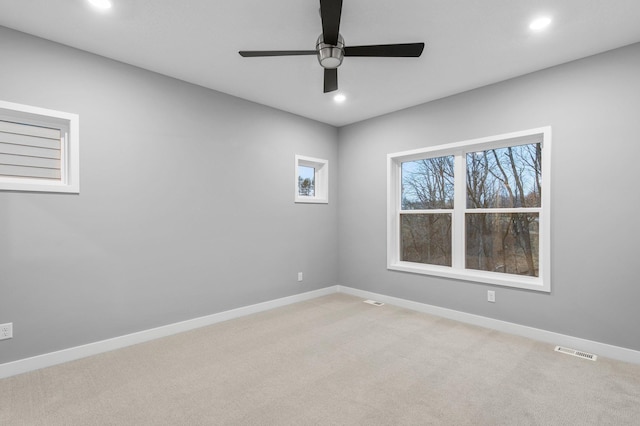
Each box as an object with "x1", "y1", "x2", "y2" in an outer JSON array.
[
  {"x1": 0, "y1": 100, "x2": 79, "y2": 193},
  {"x1": 0, "y1": 119, "x2": 63, "y2": 181}
]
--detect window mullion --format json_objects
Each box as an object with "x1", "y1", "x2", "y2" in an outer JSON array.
[
  {"x1": 452, "y1": 152, "x2": 466, "y2": 269},
  {"x1": 389, "y1": 158, "x2": 402, "y2": 266}
]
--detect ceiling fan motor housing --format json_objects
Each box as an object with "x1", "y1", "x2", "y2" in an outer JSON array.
[{"x1": 317, "y1": 34, "x2": 344, "y2": 68}]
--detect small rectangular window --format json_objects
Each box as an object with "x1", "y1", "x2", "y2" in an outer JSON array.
[
  {"x1": 0, "y1": 100, "x2": 79, "y2": 193},
  {"x1": 295, "y1": 155, "x2": 328, "y2": 204}
]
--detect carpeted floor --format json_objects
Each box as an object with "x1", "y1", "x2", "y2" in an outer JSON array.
[{"x1": 1, "y1": 293, "x2": 639, "y2": 425}]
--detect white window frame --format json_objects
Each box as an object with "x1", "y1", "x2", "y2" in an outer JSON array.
[
  {"x1": 0, "y1": 100, "x2": 79, "y2": 193},
  {"x1": 295, "y1": 154, "x2": 328, "y2": 204},
  {"x1": 387, "y1": 127, "x2": 551, "y2": 292}
]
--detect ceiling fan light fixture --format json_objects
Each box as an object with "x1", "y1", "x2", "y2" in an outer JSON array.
[{"x1": 317, "y1": 34, "x2": 345, "y2": 69}]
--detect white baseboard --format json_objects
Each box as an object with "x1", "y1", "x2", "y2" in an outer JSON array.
[
  {"x1": 337, "y1": 285, "x2": 640, "y2": 365},
  {"x1": 3, "y1": 284, "x2": 638, "y2": 379},
  {"x1": 0, "y1": 286, "x2": 338, "y2": 379}
]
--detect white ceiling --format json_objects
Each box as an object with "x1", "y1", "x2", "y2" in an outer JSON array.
[{"x1": 1, "y1": 0, "x2": 640, "y2": 127}]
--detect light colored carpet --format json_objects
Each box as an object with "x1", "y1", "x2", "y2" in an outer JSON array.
[{"x1": 1, "y1": 293, "x2": 639, "y2": 425}]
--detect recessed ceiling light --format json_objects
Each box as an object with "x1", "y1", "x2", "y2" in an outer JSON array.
[
  {"x1": 529, "y1": 16, "x2": 552, "y2": 31},
  {"x1": 88, "y1": 0, "x2": 112, "y2": 10},
  {"x1": 333, "y1": 93, "x2": 346, "y2": 103}
]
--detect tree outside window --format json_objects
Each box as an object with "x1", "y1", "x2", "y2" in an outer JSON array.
[{"x1": 388, "y1": 128, "x2": 550, "y2": 292}]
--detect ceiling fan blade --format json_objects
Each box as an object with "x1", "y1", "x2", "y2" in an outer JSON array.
[
  {"x1": 320, "y1": 0, "x2": 343, "y2": 46},
  {"x1": 239, "y1": 50, "x2": 317, "y2": 57},
  {"x1": 344, "y1": 43, "x2": 425, "y2": 57},
  {"x1": 324, "y1": 68, "x2": 338, "y2": 93}
]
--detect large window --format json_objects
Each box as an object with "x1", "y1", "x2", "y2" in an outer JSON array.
[{"x1": 387, "y1": 127, "x2": 550, "y2": 292}]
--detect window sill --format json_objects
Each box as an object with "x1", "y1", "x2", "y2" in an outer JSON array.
[
  {"x1": 295, "y1": 196, "x2": 328, "y2": 204},
  {"x1": 388, "y1": 261, "x2": 549, "y2": 292}
]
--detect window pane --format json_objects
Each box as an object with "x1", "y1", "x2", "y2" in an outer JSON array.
[
  {"x1": 466, "y1": 143, "x2": 541, "y2": 208},
  {"x1": 465, "y1": 213, "x2": 539, "y2": 276},
  {"x1": 402, "y1": 156, "x2": 454, "y2": 209},
  {"x1": 298, "y1": 165, "x2": 315, "y2": 196},
  {"x1": 401, "y1": 213, "x2": 452, "y2": 266}
]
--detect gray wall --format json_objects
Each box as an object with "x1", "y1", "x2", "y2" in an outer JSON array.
[
  {"x1": 338, "y1": 42, "x2": 640, "y2": 351},
  {"x1": 2, "y1": 24, "x2": 639, "y2": 366},
  {"x1": 0, "y1": 27, "x2": 339, "y2": 364}
]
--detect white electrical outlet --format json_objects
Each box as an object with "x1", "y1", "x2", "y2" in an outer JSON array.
[
  {"x1": 297, "y1": 272, "x2": 303, "y2": 282},
  {"x1": 0, "y1": 323, "x2": 13, "y2": 340},
  {"x1": 487, "y1": 290, "x2": 496, "y2": 303}
]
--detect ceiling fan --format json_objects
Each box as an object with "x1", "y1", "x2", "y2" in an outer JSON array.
[{"x1": 238, "y1": 0, "x2": 425, "y2": 93}]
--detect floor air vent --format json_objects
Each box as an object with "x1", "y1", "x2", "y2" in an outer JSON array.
[
  {"x1": 554, "y1": 346, "x2": 597, "y2": 361},
  {"x1": 363, "y1": 300, "x2": 385, "y2": 307}
]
